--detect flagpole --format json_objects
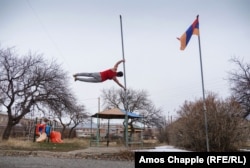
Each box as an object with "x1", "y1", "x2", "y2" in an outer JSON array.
[
  {"x1": 197, "y1": 15, "x2": 210, "y2": 152},
  {"x1": 119, "y1": 15, "x2": 128, "y2": 147}
]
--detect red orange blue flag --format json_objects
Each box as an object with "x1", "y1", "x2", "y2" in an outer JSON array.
[{"x1": 177, "y1": 15, "x2": 199, "y2": 50}]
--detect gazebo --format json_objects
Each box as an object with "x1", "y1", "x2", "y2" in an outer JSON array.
[{"x1": 90, "y1": 108, "x2": 143, "y2": 147}]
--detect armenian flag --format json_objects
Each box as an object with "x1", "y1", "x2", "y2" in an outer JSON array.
[{"x1": 178, "y1": 16, "x2": 199, "y2": 50}]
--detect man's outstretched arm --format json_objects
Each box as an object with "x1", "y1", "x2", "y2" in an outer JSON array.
[
  {"x1": 113, "y1": 59, "x2": 125, "y2": 71},
  {"x1": 113, "y1": 78, "x2": 126, "y2": 90}
]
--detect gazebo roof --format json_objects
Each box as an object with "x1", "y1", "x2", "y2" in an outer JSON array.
[{"x1": 91, "y1": 108, "x2": 142, "y2": 119}]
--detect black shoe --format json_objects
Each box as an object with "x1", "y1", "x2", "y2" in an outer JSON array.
[{"x1": 73, "y1": 74, "x2": 77, "y2": 81}]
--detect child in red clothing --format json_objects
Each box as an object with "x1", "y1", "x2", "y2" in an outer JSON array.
[{"x1": 73, "y1": 60, "x2": 126, "y2": 90}]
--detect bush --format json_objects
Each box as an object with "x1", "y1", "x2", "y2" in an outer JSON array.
[{"x1": 168, "y1": 93, "x2": 250, "y2": 151}]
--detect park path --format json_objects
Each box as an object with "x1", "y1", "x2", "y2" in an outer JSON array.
[{"x1": 0, "y1": 146, "x2": 135, "y2": 168}]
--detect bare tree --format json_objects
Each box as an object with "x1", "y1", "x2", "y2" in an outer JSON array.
[
  {"x1": 50, "y1": 101, "x2": 89, "y2": 139},
  {"x1": 170, "y1": 93, "x2": 249, "y2": 151},
  {"x1": 0, "y1": 46, "x2": 77, "y2": 140},
  {"x1": 68, "y1": 105, "x2": 89, "y2": 138},
  {"x1": 156, "y1": 115, "x2": 169, "y2": 143},
  {"x1": 228, "y1": 57, "x2": 250, "y2": 118},
  {"x1": 52, "y1": 105, "x2": 72, "y2": 139},
  {"x1": 101, "y1": 87, "x2": 163, "y2": 137}
]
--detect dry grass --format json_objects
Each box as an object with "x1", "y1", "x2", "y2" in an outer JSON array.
[
  {"x1": 244, "y1": 140, "x2": 250, "y2": 146},
  {"x1": 0, "y1": 137, "x2": 160, "y2": 153},
  {"x1": 242, "y1": 140, "x2": 250, "y2": 149},
  {"x1": 0, "y1": 138, "x2": 34, "y2": 149},
  {"x1": 0, "y1": 138, "x2": 89, "y2": 152},
  {"x1": 115, "y1": 149, "x2": 135, "y2": 161}
]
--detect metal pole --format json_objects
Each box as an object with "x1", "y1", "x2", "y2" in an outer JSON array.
[
  {"x1": 97, "y1": 97, "x2": 100, "y2": 146},
  {"x1": 197, "y1": 16, "x2": 209, "y2": 151},
  {"x1": 119, "y1": 15, "x2": 128, "y2": 147},
  {"x1": 90, "y1": 116, "x2": 92, "y2": 146},
  {"x1": 33, "y1": 117, "x2": 37, "y2": 142}
]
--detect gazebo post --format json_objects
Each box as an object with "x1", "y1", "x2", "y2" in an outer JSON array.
[
  {"x1": 107, "y1": 119, "x2": 110, "y2": 147},
  {"x1": 96, "y1": 113, "x2": 99, "y2": 146}
]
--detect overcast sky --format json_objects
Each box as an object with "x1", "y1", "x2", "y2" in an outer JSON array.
[{"x1": 1, "y1": 0, "x2": 250, "y2": 119}]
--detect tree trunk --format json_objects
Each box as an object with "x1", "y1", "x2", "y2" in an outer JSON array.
[
  {"x1": 61, "y1": 126, "x2": 66, "y2": 139},
  {"x1": 128, "y1": 123, "x2": 134, "y2": 141},
  {"x1": 68, "y1": 128, "x2": 74, "y2": 138},
  {"x1": 2, "y1": 121, "x2": 14, "y2": 140}
]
